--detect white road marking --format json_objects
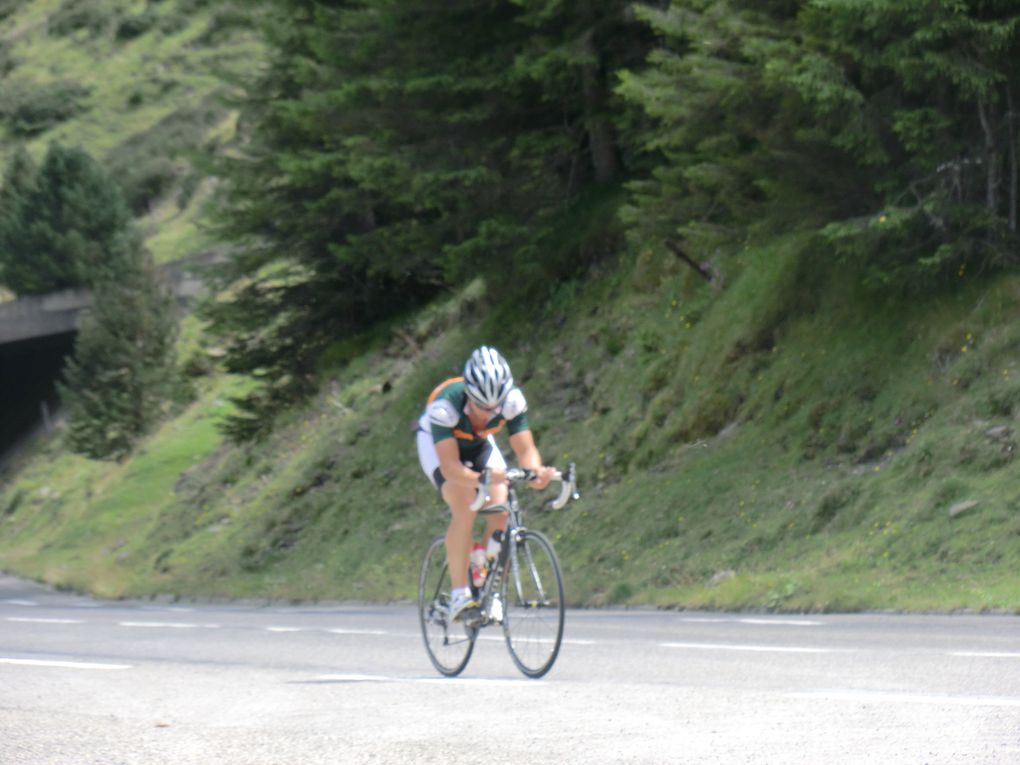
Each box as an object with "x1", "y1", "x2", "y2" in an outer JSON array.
[
  {"x1": 472, "y1": 633, "x2": 570, "y2": 649},
  {"x1": 661, "y1": 642, "x2": 841, "y2": 654},
  {"x1": 6, "y1": 617, "x2": 84, "y2": 625},
  {"x1": 316, "y1": 674, "x2": 392, "y2": 682},
  {"x1": 266, "y1": 626, "x2": 303, "y2": 633},
  {"x1": 680, "y1": 617, "x2": 822, "y2": 626},
  {"x1": 680, "y1": 617, "x2": 732, "y2": 624},
  {"x1": 327, "y1": 628, "x2": 388, "y2": 636},
  {"x1": 119, "y1": 621, "x2": 220, "y2": 629},
  {"x1": 951, "y1": 651, "x2": 1020, "y2": 659},
  {"x1": 2, "y1": 600, "x2": 38, "y2": 607},
  {"x1": 0, "y1": 658, "x2": 131, "y2": 671},
  {"x1": 147, "y1": 607, "x2": 195, "y2": 613},
  {"x1": 787, "y1": 690, "x2": 1020, "y2": 708}
]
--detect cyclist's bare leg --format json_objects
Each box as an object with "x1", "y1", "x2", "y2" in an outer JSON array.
[
  {"x1": 442, "y1": 482, "x2": 474, "y2": 591},
  {"x1": 483, "y1": 510, "x2": 507, "y2": 549},
  {"x1": 483, "y1": 483, "x2": 509, "y2": 558},
  {"x1": 442, "y1": 481, "x2": 508, "y2": 591}
]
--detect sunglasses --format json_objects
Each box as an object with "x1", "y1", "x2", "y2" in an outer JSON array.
[{"x1": 469, "y1": 399, "x2": 500, "y2": 413}]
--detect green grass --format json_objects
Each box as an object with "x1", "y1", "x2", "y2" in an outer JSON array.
[
  {"x1": 0, "y1": 374, "x2": 243, "y2": 597},
  {"x1": 142, "y1": 176, "x2": 219, "y2": 263},
  {"x1": 0, "y1": 0, "x2": 258, "y2": 263},
  {"x1": 4, "y1": 235, "x2": 1020, "y2": 612},
  {"x1": 2, "y1": 5, "x2": 1019, "y2": 612}
]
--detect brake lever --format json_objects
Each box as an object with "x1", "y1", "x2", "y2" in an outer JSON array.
[
  {"x1": 546, "y1": 462, "x2": 579, "y2": 510},
  {"x1": 469, "y1": 468, "x2": 491, "y2": 512}
]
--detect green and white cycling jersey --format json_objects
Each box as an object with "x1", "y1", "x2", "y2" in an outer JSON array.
[{"x1": 417, "y1": 376, "x2": 530, "y2": 452}]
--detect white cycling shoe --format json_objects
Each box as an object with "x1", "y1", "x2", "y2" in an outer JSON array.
[{"x1": 448, "y1": 591, "x2": 480, "y2": 623}]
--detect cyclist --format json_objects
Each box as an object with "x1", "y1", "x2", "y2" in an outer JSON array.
[{"x1": 416, "y1": 346, "x2": 554, "y2": 622}]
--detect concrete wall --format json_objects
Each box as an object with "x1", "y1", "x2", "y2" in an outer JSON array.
[
  {"x1": 0, "y1": 251, "x2": 219, "y2": 345},
  {"x1": 0, "y1": 289, "x2": 89, "y2": 344}
]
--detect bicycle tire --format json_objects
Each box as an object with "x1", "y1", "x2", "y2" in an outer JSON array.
[
  {"x1": 501, "y1": 529, "x2": 565, "y2": 678},
  {"x1": 418, "y1": 533, "x2": 476, "y2": 677}
]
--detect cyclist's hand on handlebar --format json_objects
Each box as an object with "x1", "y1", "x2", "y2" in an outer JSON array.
[{"x1": 528, "y1": 466, "x2": 555, "y2": 490}]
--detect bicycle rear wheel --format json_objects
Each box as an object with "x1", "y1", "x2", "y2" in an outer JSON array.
[
  {"x1": 501, "y1": 529, "x2": 564, "y2": 678},
  {"x1": 418, "y1": 534, "x2": 476, "y2": 676}
]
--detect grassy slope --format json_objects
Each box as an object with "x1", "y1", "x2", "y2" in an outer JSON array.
[
  {"x1": 1, "y1": 4, "x2": 1018, "y2": 613},
  {"x1": 0, "y1": 0, "x2": 258, "y2": 263},
  {"x1": 2, "y1": 238, "x2": 1018, "y2": 612}
]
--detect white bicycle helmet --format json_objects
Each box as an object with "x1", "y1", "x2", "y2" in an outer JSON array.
[{"x1": 463, "y1": 345, "x2": 513, "y2": 409}]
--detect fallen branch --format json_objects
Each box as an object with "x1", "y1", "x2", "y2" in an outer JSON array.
[{"x1": 665, "y1": 240, "x2": 714, "y2": 283}]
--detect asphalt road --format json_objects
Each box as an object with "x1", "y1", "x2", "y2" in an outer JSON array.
[{"x1": 1, "y1": 573, "x2": 1018, "y2": 764}]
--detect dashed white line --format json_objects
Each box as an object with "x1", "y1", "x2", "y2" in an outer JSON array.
[
  {"x1": 266, "y1": 626, "x2": 303, "y2": 633},
  {"x1": 680, "y1": 617, "x2": 732, "y2": 624},
  {"x1": 2, "y1": 600, "x2": 38, "y2": 607},
  {"x1": 661, "y1": 642, "x2": 842, "y2": 654},
  {"x1": 327, "y1": 628, "x2": 388, "y2": 636},
  {"x1": 143, "y1": 607, "x2": 195, "y2": 613},
  {"x1": 951, "y1": 651, "x2": 1020, "y2": 659},
  {"x1": 0, "y1": 658, "x2": 131, "y2": 671},
  {"x1": 479, "y1": 636, "x2": 596, "y2": 646},
  {"x1": 787, "y1": 690, "x2": 1020, "y2": 708},
  {"x1": 118, "y1": 621, "x2": 220, "y2": 630},
  {"x1": 680, "y1": 617, "x2": 823, "y2": 627},
  {"x1": 6, "y1": 617, "x2": 84, "y2": 625}
]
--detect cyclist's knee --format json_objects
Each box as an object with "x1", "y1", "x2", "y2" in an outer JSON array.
[
  {"x1": 487, "y1": 483, "x2": 508, "y2": 505},
  {"x1": 442, "y1": 482, "x2": 474, "y2": 515}
]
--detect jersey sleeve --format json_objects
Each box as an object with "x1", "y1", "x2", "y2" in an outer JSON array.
[
  {"x1": 426, "y1": 397, "x2": 459, "y2": 442},
  {"x1": 502, "y1": 388, "x2": 530, "y2": 435}
]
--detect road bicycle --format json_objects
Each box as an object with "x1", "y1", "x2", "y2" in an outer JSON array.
[{"x1": 417, "y1": 463, "x2": 579, "y2": 679}]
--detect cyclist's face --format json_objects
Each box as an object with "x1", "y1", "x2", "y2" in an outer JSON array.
[{"x1": 468, "y1": 399, "x2": 499, "y2": 417}]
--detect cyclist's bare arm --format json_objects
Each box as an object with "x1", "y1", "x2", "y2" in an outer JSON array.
[
  {"x1": 508, "y1": 430, "x2": 553, "y2": 489},
  {"x1": 435, "y1": 438, "x2": 482, "y2": 489},
  {"x1": 473, "y1": 463, "x2": 579, "y2": 511}
]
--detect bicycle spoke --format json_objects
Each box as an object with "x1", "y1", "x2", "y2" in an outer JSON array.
[
  {"x1": 418, "y1": 535, "x2": 475, "y2": 676},
  {"x1": 502, "y1": 530, "x2": 564, "y2": 678}
]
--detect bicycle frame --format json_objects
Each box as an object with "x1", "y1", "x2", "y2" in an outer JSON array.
[
  {"x1": 471, "y1": 487, "x2": 523, "y2": 626},
  {"x1": 419, "y1": 462, "x2": 577, "y2": 677},
  {"x1": 470, "y1": 464, "x2": 574, "y2": 626}
]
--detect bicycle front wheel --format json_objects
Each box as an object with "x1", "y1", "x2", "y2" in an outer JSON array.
[
  {"x1": 418, "y1": 534, "x2": 476, "y2": 677},
  {"x1": 501, "y1": 529, "x2": 565, "y2": 678}
]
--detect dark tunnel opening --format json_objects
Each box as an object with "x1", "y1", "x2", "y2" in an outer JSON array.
[{"x1": 0, "y1": 331, "x2": 77, "y2": 468}]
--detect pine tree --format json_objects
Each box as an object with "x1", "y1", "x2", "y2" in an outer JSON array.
[
  {"x1": 0, "y1": 146, "x2": 37, "y2": 292},
  {"x1": 619, "y1": 0, "x2": 1020, "y2": 287},
  {"x1": 58, "y1": 250, "x2": 180, "y2": 461},
  {"x1": 208, "y1": 0, "x2": 656, "y2": 439},
  {"x1": 0, "y1": 145, "x2": 184, "y2": 460},
  {"x1": 510, "y1": 0, "x2": 654, "y2": 186},
  {"x1": 0, "y1": 142, "x2": 133, "y2": 295},
  {"x1": 798, "y1": 0, "x2": 1020, "y2": 284},
  {"x1": 617, "y1": 1, "x2": 801, "y2": 256}
]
